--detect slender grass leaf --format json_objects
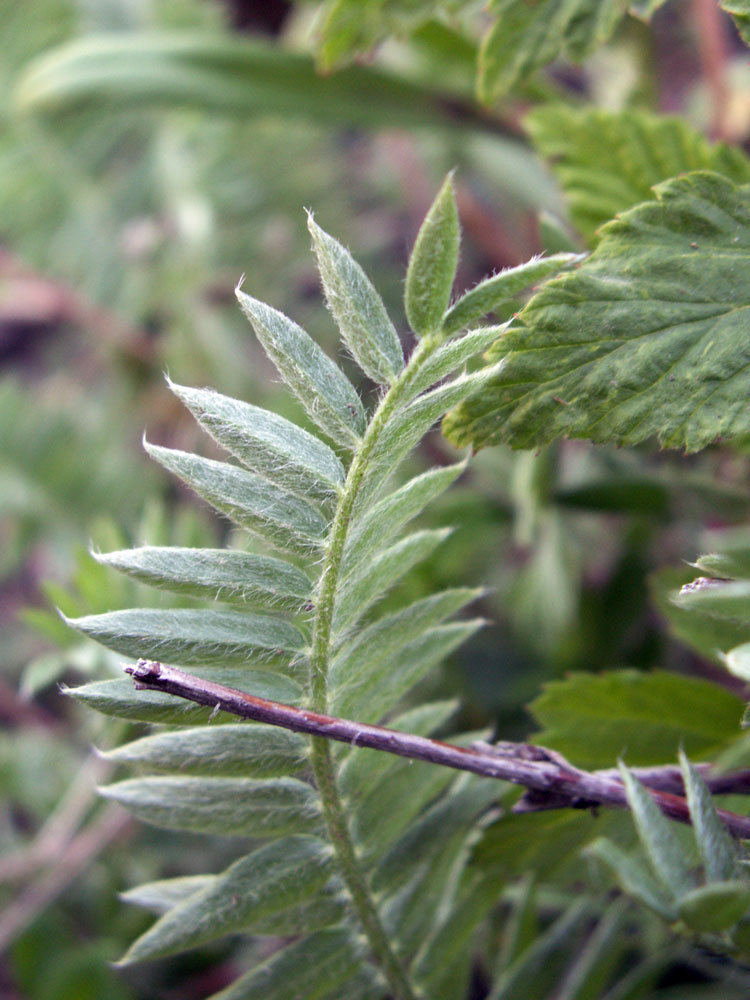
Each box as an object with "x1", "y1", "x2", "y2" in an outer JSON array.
[
  {"x1": 167, "y1": 380, "x2": 345, "y2": 502},
  {"x1": 442, "y1": 255, "x2": 580, "y2": 335},
  {"x1": 307, "y1": 213, "x2": 403, "y2": 385},
  {"x1": 65, "y1": 607, "x2": 304, "y2": 668},
  {"x1": 236, "y1": 289, "x2": 365, "y2": 446},
  {"x1": 679, "y1": 749, "x2": 739, "y2": 883},
  {"x1": 445, "y1": 172, "x2": 750, "y2": 453},
  {"x1": 15, "y1": 33, "x2": 461, "y2": 132},
  {"x1": 526, "y1": 106, "x2": 750, "y2": 242},
  {"x1": 338, "y1": 700, "x2": 458, "y2": 800},
  {"x1": 619, "y1": 765, "x2": 696, "y2": 899},
  {"x1": 405, "y1": 173, "x2": 459, "y2": 337},
  {"x1": 677, "y1": 881, "x2": 750, "y2": 933},
  {"x1": 145, "y1": 442, "x2": 327, "y2": 555},
  {"x1": 118, "y1": 836, "x2": 334, "y2": 964},
  {"x1": 100, "y1": 776, "x2": 322, "y2": 837},
  {"x1": 101, "y1": 724, "x2": 307, "y2": 778},
  {"x1": 121, "y1": 877, "x2": 214, "y2": 914},
  {"x1": 208, "y1": 928, "x2": 368, "y2": 1000},
  {"x1": 530, "y1": 670, "x2": 744, "y2": 768},
  {"x1": 673, "y1": 579, "x2": 750, "y2": 625},
  {"x1": 403, "y1": 326, "x2": 508, "y2": 401},
  {"x1": 334, "y1": 620, "x2": 483, "y2": 723},
  {"x1": 585, "y1": 838, "x2": 676, "y2": 920},
  {"x1": 94, "y1": 546, "x2": 312, "y2": 611},
  {"x1": 330, "y1": 588, "x2": 482, "y2": 710},
  {"x1": 333, "y1": 528, "x2": 451, "y2": 633},
  {"x1": 65, "y1": 668, "x2": 301, "y2": 725},
  {"x1": 554, "y1": 898, "x2": 628, "y2": 1000},
  {"x1": 478, "y1": 0, "x2": 628, "y2": 102},
  {"x1": 343, "y1": 462, "x2": 466, "y2": 579},
  {"x1": 497, "y1": 874, "x2": 538, "y2": 968}
]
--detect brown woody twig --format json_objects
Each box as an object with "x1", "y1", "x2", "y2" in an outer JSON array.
[{"x1": 125, "y1": 660, "x2": 750, "y2": 839}]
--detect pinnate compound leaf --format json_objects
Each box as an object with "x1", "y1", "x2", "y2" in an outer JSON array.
[
  {"x1": 405, "y1": 173, "x2": 459, "y2": 337},
  {"x1": 526, "y1": 106, "x2": 750, "y2": 242},
  {"x1": 101, "y1": 724, "x2": 307, "y2": 778},
  {"x1": 94, "y1": 546, "x2": 312, "y2": 611},
  {"x1": 679, "y1": 749, "x2": 739, "y2": 883},
  {"x1": 445, "y1": 172, "x2": 750, "y2": 454},
  {"x1": 441, "y1": 255, "x2": 581, "y2": 335},
  {"x1": 236, "y1": 289, "x2": 365, "y2": 446},
  {"x1": 145, "y1": 442, "x2": 327, "y2": 555},
  {"x1": 167, "y1": 380, "x2": 344, "y2": 502},
  {"x1": 478, "y1": 0, "x2": 630, "y2": 103},
  {"x1": 677, "y1": 881, "x2": 750, "y2": 933},
  {"x1": 307, "y1": 214, "x2": 403, "y2": 385},
  {"x1": 619, "y1": 765, "x2": 696, "y2": 899},
  {"x1": 119, "y1": 836, "x2": 334, "y2": 964},
  {"x1": 66, "y1": 668, "x2": 301, "y2": 725},
  {"x1": 530, "y1": 670, "x2": 743, "y2": 768},
  {"x1": 65, "y1": 607, "x2": 304, "y2": 668},
  {"x1": 585, "y1": 838, "x2": 676, "y2": 920},
  {"x1": 100, "y1": 776, "x2": 322, "y2": 837},
  {"x1": 404, "y1": 326, "x2": 508, "y2": 399}
]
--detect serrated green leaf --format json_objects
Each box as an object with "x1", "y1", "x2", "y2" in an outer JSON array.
[
  {"x1": 342, "y1": 462, "x2": 466, "y2": 578},
  {"x1": 403, "y1": 326, "x2": 508, "y2": 400},
  {"x1": 442, "y1": 255, "x2": 580, "y2": 335},
  {"x1": 526, "y1": 106, "x2": 750, "y2": 242},
  {"x1": 721, "y1": 2, "x2": 750, "y2": 44},
  {"x1": 619, "y1": 765, "x2": 695, "y2": 899},
  {"x1": 100, "y1": 776, "x2": 322, "y2": 837},
  {"x1": 66, "y1": 607, "x2": 304, "y2": 668},
  {"x1": 66, "y1": 668, "x2": 301, "y2": 725},
  {"x1": 478, "y1": 0, "x2": 628, "y2": 102},
  {"x1": 405, "y1": 173, "x2": 459, "y2": 337},
  {"x1": 145, "y1": 441, "x2": 327, "y2": 555},
  {"x1": 585, "y1": 838, "x2": 676, "y2": 920},
  {"x1": 444, "y1": 172, "x2": 750, "y2": 453},
  {"x1": 677, "y1": 880, "x2": 750, "y2": 933},
  {"x1": 208, "y1": 928, "x2": 369, "y2": 1000},
  {"x1": 330, "y1": 588, "x2": 482, "y2": 713},
  {"x1": 335, "y1": 620, "x2": 482, "y2": 723},
  {"x1": 333, "y1": 528, "x2": 451, "y2": 632},
  {"x1": 236, "y1": 289, "x2": 365, "y2": 446},
  {"x1": 102, "y1": 724, "x2": 307, "y2": 778},
  {"x1": 679, "y1": 749, "x2": 739, "y2": 883},
  {"x1": 673, "y1": 578, "x2": 750, "y2": 625},
  {"x1": 307, "y1": 213, "x2": 403, "y2": 385},
  {"x1": 94, "y1": 546, "x2": 312, "y2": 611},
  {"x1": 15, "y1": 33, "x2": 458, "y2": 133},
  {"x1": 119, "y1": 836, "x2": 334, "y2": 964},
  {"x1": 121, "y1": 876, "x2": 215, "y2": 914},
  {"x1": 167, "y1": 380, "x2": 345, "y2": 503},
  {"x1": 530, "y1": 670, "x2": 743, "y2": 769}
]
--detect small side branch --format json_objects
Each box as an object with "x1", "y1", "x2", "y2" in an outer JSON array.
[{"x1": 124, "y1": 660, "x2": 750, "y2": 839}]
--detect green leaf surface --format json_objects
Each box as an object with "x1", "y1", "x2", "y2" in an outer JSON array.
[
  {"x1": 102, "y1": 724, "x2": 307, "y2": 778},
  {"x1": 530, "y1": 670, "x2": 743, "y2": 768},
  {"x1": 167, "y1": 380, "x2": 345, "y2": 503},
  {"x1": 694, "y1": 527, "x2": 750, "y2": 579},
  {"x1": 100, "y1": 776, "x2": 322, "y2": 837},
  {"x1": 145, "y1": 442, "x2": 327, "y2": 555},
  {"x1": 119, "y1": 836, "x2": 334, "y2": 964},
  {"x1": 333, "y1": 528, "x2": 451, "y2": 632},
  {"x1": 404, "y1": 326, "x2": 508, "y2": 399},
  {"x1": 585, "y1": 838, "x2": 676, "y2": 920},
  {"x1": 526, "y1": 106, "x2": 750, "y2": 242},
  {"x1": 121, "y1": 876, "x2": 215, "y2": 915},
  {"x1": 442, "y1": 255, "x2": 581, "y2": 335},
  {"x1": 677, "y1": 880, "x2": 750, "y2": 933},
  {"x1": 722, "y1": 2, "x2": 750, "y2": 44},
  {"x1": 553, "y1": 899, "x2": 628, "y2": 1000},
  {"x1": 679, "y1": 750, "x2": 739, "y2": 883},
  {"x1": 445, "y1": 172, "x2": 750, "y2": 453},
  {"x1": 478, "y1": 0, "x2": 628, "y2": 102},
  {"x1": 66, "y1": 607, "x2": 304, "y2": 668},
  {"x1": 208, "y1": 929, "x2": 373, "y2": 1000},
  {"x1": 673, "y1": 578, "x2": 750, "y2": 625},
  {"x1": 236, "y1": 289, "x2": 365, "y2": 446},
  {"x1": 66, "y1": 668, "x2": 301, "y2": 725},
  {"x1": 342, "y1": 462, "x2": 466, "y2": 578},
  {"x1": 94, "y1": 546, "x2": 312, "y2": 611},
  {"x1": 619, "y1": 766, "x2": 695, "y2": 899},
  {"x1": 308, "y1": 213, "x2": 403, "y2": 385},
  {"x1": 15, "y1": 32, "x2": 462, "y2": 132},
  {"x1": 405, "y1": 173, "x2": 459, "y2": 337},
  {"x1": 723, "y1": 643, "x2": 750, "y2": 681}
]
